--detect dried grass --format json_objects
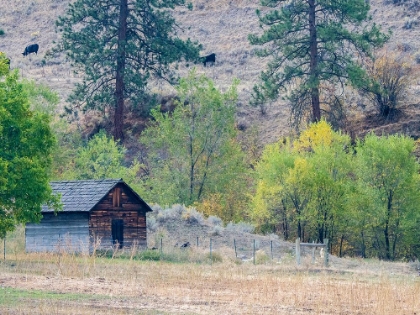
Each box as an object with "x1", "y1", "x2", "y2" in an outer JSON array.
[{"x1": 0, "y1": 227, "x2": 419, "y2": 314}]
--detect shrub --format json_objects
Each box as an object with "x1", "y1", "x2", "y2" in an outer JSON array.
[
  {"x1": 206, "y1": 251, "x2": 223, "y2": 263},
  {"x1": 225, "y1": 221, "x2": 255, "y2": 234},
  {"x1": 207, "y1": 215, "x2": 223, "y2": 226},
  {"x1": 255, "y1": 249, "x2": 270, "y2": 264},
  {"x1": 135, "y1": 250, "x2": 161, "y2": 261},
  {"x1": 0, "y1": 29, "x2": 4, "y2": 36},
  {"x1": 156, "y1": 207, "x2": 180, "y2": 223},
  {"x1": 181, "y1": 207, "x2": 205, "y2": 225},
  {"x1": 363, "y1": 51, "x2": 413, "y2": 118},
  {"x1": 146, "y1": 216, "x2": 158, "y2": 232},
  {"x1": 210, "y1": 225, "x2": 224, "y2": 236}
]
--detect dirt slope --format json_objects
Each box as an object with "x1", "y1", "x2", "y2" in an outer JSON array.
[{"x1": 1, "y1": 0, "x2": 420, "y2": 143}]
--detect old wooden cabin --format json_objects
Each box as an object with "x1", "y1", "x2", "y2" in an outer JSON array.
[{"x1": 25, "y1": 179, "x2": 152, "y2": 253}]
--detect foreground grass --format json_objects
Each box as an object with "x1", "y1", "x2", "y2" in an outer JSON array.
[
  {"x1": 0, "y1": 227, "x2": 419, "y2": 314},
  {"x1": 0, "y1": 287, "x2": 167, "y2": 315},
  {"x1": 0, "y1": 252, "x2": 419, "y2": 315}
]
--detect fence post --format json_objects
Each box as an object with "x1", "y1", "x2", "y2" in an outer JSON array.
[
  {"x1": 196, "y1": 236, "x2": 199, "y2": 247},
  {"x1": 270, "y1": 240, "x2": 273, "y2": 260},
  {"x1": 295, "y1": 238, "x2": 301, "y2": 266},
  {"x1": 253, "y1": 239, "x2": 256, "y2": 265},
  {"x1": 210, "y1": 238, "x2": 212, "y2": 265},
  {"x1": 3, "y1": 237, "x2": 5, "y2": 261},
  {"x1": 323, "y1": 238, "x2": 329, "y2": 267},
  {"x1": 234, "y1": 239, "x2": 237, "y2": 258},
  {"x1": 311, "y1": 241, "x2": 315, "y2": 264},
  {"x1": 160, "y1": 238, "x2": 163, "y2": 255}
]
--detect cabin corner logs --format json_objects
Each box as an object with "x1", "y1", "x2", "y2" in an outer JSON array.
[{"x1": 25, "y1": 179, "x2": 152, "y2": 254}]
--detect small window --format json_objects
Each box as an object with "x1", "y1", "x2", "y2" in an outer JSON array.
[{"x1": 111, "y1": 219, "x2": 124, "y2": 248}]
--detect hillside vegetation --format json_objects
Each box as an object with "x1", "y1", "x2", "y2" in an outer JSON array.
[
  {"x1": 1, "y1": 0, "x2": 420, "y2": 260},
  {"x1": 1, "y1": 0, "x2": 420, "y2": 141}
]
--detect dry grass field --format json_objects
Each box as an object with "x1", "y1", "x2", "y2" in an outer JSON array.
[
  {"x1": 0, "y1": 248, "x2": 419, "y2": 314},
  {"x1": 0, "y1": 222, "x2": 419, "y2": 315}
]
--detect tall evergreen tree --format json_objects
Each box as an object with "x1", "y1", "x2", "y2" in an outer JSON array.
[
  {"x1": 56, "y1": 0, "x2": 201, "y2": 140},
  {"x1": 249, "y1": 0, "x2": 388, "y2": 126}
]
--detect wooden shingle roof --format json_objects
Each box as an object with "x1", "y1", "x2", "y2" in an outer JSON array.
[{"x1": 42, "y1": 179, "x2": 152, "y2": 213}]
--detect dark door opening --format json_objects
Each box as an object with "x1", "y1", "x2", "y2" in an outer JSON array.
[{"x1": 112, "y1": 219, "x2": 124, "y2": 248}]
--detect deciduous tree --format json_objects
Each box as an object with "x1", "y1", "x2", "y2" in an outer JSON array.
[
  {"x1": 355, "y1": 133, "x2": 420, "y2": 260},
  {"x1": 141, "y1": 71, "x2": 249, "y2": 222},
  {"x1": 0, "y1": 66, "x2": 60, "y2": 237}
]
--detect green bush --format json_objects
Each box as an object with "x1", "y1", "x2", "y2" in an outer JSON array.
[
  {"x1": 206, "y1": 251, "x2": 223, "y2": 263},
  {"x1": 135, "y1": 250, "x2": 161, "y2": 261}
]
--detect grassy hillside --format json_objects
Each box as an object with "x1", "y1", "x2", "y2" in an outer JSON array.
[{"x1": 1, "y1": 0, "x2": 420, "y2": 143}]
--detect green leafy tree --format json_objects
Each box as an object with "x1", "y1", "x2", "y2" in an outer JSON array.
[
  {"x1": 56, "y1": 0, "x2": 201, "y2": 141},
  {"x1": 251, "y1": 121, "x2": 353, "y2": 248},
  {"x1": 0, "y1": 67, "x2": 60, "y2": 237},
  {"x1": 249, "y1": 0, "x2": 388, "y2": 125},
  {"x1": 294, "y1": 121, "x2": 353, "y2": 247},
  {"x1": 250, "y1": 139, "x2": 310, "y2": 237},
  {"x1": 141, "y1": 71, "x2": 249, "y2": 222},
  {"x1": 62, "y1": 130, "x2": 143, "y2": 193},
  {"x1": 355, "y1": 133, "x2": 420, "y2": 260},
  {"x1": 0, "y1": 52, "x2": 9, "y2": 75}
]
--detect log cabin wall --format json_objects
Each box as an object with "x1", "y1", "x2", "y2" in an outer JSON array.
[
  {"x1": 26, "y1": 212, "x2": 90, "y2": 253},
  {"x1": 89, "y1": 183, "x2": 148, "y2": 250}
]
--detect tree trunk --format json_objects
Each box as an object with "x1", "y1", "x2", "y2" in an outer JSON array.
[
  {"x1": 308, "y1": 0, "x2": 321, "y2": 122},
  {"x1": 114, "y1": 0, "x2": 128, "y2": 141},
  {"x1": 384, "y1": 190, "x2": 393, "y2": 260}
]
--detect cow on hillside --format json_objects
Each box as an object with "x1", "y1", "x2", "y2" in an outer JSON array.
[
  {"x1": 202, "y1": 53, "x2": 216, "y2": 67},
  {"x1": 22, "y1": 43, "x2": 39, "y2": 57}
]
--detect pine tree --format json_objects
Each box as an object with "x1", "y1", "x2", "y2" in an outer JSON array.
[
  {"x1": 56, "y1": 0, "x2": 201, "y2": 141},
  {"x1": 249, "y1": 0, "x2": 388, "y2": 126}
]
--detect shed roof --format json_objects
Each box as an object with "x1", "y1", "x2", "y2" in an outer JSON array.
[{"x1": 42, "y1": 179, "x2": 152, "y2": 213}]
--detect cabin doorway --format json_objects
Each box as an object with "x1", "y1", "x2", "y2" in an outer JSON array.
[{"x1": 112, "y1": 219, "x2": 124, "y2": 248}]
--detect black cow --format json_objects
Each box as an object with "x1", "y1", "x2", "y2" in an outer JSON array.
[
  {"x1": 202, "y1": 53, "x2": 216, "y2": 67},
  {"x1": 180, "y1": 242, "x2": 190, "y2": 248},
  {"x1": 22, "y1": 43, "x2": 39, "y2": 57}
]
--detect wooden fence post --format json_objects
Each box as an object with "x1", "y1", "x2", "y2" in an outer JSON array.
[
  {"x1": 160, "y1": 238, "x2": 163, "y2": 255},
  {"x1": 323, "y1": 238, "x2": 329, "y2": 267},
  {"x1": 234, "y1": 239, "x2": 237, "y2": 258},
  {"x1": 253, "y1": 239, "x2": 256, "y2": 265},
  {"x1": 270, "y1": 240, "x2": 273, "y2": 260},
  {"x1": 311, "y1": 241, "x2": 315, "y2": 264},
  {"x1": 295, "y1": 238, "x2": 301, "y2": 265},
  {"x1": 210, "y1": 238, "x2": 212, "y2": 264}
]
